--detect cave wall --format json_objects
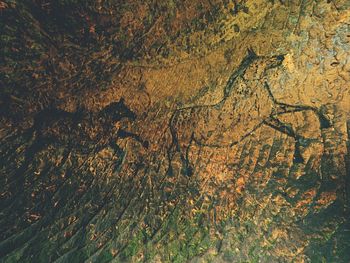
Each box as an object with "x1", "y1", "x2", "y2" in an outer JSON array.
[{"x1": 1, "y1": 0, "x2": 350, "y2": 262}]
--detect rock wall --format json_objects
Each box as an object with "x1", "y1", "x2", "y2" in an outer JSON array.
[{"x1": 1, "y1": 0, "x2": 350, "y2": 262}]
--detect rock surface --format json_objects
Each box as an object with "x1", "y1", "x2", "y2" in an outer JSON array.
[{"x1": 1, "y1": 0, "x2": 350, "y2": 262}]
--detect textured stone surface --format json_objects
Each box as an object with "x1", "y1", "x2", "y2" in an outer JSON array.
[{"x1": 1, "y1": 0, "x2": 350, "y2": 262}]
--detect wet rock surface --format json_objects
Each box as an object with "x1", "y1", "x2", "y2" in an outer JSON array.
[{"x1": 1, "y1": 0, "x2": 350, "y2": 262}]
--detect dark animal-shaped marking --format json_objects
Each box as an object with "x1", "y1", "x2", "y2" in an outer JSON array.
[
  {"x1": 28, "y1": 98, "x2": 148, "y2": 152},
  {"x1": 170, "y1": 49, "x2": 332, "y2": 176},
  {"x1": 9, "y1": 98, "x2": 148, "y2": 197}
]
